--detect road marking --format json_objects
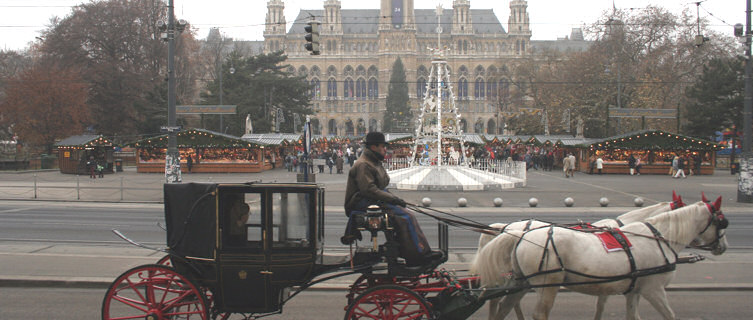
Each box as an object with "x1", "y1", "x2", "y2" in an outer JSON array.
[{"x1": 701, "y1": 184, "x2": 737, "y2": 188}]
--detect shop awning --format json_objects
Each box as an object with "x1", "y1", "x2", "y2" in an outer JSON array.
[
  {"x1": 583, "y1": 130, "x2": 720, "y2": 151},
  {"x1": 55, "y1": 135, "x2": 113, "y2": 147},
  {"x1": 129, "y1": 128, "x2": 261, "y2": 148}
]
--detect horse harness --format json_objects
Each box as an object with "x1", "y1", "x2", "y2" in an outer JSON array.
[{"x1": 514, "y1": 224, "x2": 678, "y2": 295}]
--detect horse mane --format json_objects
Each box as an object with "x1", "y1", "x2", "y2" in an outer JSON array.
[
  {"x1": 614, "y1": 201, "x2": 669, "y2": 222},
  {"x1": 643, "y1": 202, "x2": 706, "y2": 249}
]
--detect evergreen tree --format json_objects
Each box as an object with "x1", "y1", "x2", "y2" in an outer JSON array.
[
  {"x1": 684, "y1": 57, "x2": 744, "y2": 139},
  {"x1": 202, "y1": 51, "x2": 312, "y2": 134},
  {"x1": 383, "y1": 58, "x2": 411, "y2": 133}
]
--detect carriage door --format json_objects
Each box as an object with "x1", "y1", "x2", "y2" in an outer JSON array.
[
  {"x1": 268, "y1": 190, "x2": 316, "y2": 288},
  {"x1": 218, "y1": 191, "x2": 272, "y2": 312}
]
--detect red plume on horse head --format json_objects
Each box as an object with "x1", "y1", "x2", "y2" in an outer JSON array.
[
  {"x1": 701, "y1": 192, "x2": 709, "y2": 203},
  {"x1": 671, "y1": 190, "x2": 685, "y2": 209},
  {"x1": 713, "y1": 196, "x2": 722, "y2": 212}
]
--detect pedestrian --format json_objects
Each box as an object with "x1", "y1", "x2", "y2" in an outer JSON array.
[
  {"x1": 335, "y1": 155, "x2": 344, "y2": 174},
  {"x1": 628, "y1": 154, "x2": 636, "y2": 175},
  {"x1": 595, "y1": 156, "x2": 604, "y2": 175},
  {"x1": 588, "y1": 155, "x2": 595, "y2": 174},
  {"x1": 87, "y1": 156, "x2": 97, "y2": 179},
  {"x1": 673, "y1": 156, "x2": 686, "y2": 178},
  {"x1": 671, "y1": 156, "x2": 679, "y2": 177},
  {"x1": 327, "y1": 155, "x2": 334, "y2": 174},
  {"x1": 186, "y1": 154, "x2": 193, "y2": 173},
  {"x1": 694, "y1": 154, "x2": 702, "y2": 175},
  {"x1": 97, "y1": 162, "x2": 104, "y2": 178},
  {"x1": 567, "y1": 153, "x2": 576, "y2": 178},
  {"x1": 634, "y1": 157, "x2": 641, "y2": 175},
  {"x1": 562, "y1": 153, "x2": 572, "y2": 177}
]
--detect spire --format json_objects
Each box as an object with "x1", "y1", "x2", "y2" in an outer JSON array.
[
  {"x1": 323, "y1": 0, "x2": 342, "y2": 34},
  {"x1": 264, "y1": 0, "x2": 286, "y2": 36},
  {"x1": 508, "y1": 0, "x2": 530, "y2": 35},
  {"x1": 452, "y1": 0, "x2": 472, "y2": 34}
]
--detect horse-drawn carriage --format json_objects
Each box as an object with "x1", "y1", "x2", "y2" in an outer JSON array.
[{"x1": 101, "y1": 182, "x2": 729, "y2": 320}]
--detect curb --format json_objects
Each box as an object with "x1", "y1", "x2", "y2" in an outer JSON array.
[{"x1": 3, "y1": 276, "x2": 752, "y2": 292}]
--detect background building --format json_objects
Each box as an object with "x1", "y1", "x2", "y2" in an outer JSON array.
[{"x1": 261, "y1": 0, "x2": 586, "y2": 136}]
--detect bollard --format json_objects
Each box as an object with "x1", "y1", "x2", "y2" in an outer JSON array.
[
  {"x1": 120, "y1": 177, "x2": 124, "y2": 201},
  {"x1": 33, "y1": 174, "x2": 38, "y2": 199},
  {"x1": 564, "y1": 197, "x2": 575, "y2": 207},
  {"x1": 422, "y1": 197, "x2": 432, "y2": 207},
  {"x1": 457, "y1": 198, "x2": 467, "y2": 207},
  {"x1": 634, "y1": 197, "x2": 644, "y2": 207},
  {"x1": 599, "y1": 197, "x2": 609, "y2": 207},
  {"x1": 529, "y1": 197, "x2": 538, "y2": 207},
  {"x1": 76, "y1": 175, "x2": 80, "y2": 200},
  {"x1": 493, "y1": 197, "x2": 503, "y2": 207}
]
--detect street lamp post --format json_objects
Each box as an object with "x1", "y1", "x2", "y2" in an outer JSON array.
[
  {"x1": 163, "y1": 0, "x2": 187, "y2": 183},
  {"x1": 735, "y1": 0, "x2": 753, "y2": 202}
]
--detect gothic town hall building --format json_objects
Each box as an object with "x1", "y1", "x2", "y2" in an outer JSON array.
[{"x1": 262, "y1": 0, "x2": 585, "y2": 136}]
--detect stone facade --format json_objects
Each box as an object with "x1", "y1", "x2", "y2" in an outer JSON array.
[{"x1": 262, "y1": 0, "x2": 580, "y2": 136}]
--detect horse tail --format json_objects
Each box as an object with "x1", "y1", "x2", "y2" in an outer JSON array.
[
  {"x1": 470, "y1": 223, "x2": 507, "y2": 274},
  {"x1": 473, "y1": 229, "x2": 524, "y2": 288}
]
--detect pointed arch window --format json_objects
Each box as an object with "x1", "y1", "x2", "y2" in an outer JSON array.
[
  {"x1": 416, "y1": 77, "x2": 427, "y2": 99},
  {"x1": 368, "y1": 78, "x2": 378, "y2": 100},
  {"x1": 356, "y1": 78, "x2": 367, "y2": 100},
  {"x1": 344, "y1": 78, "x2": 354, "y2": 99},
  {"x1": 310, "y1": 78, "x2": 321, "y2": 99},
  {"x1": 327, "y1": 78, "x2": 337, "y2": 98},
  {"x1": 474, "y1": 78, "x2": 485, "y2": 99},
  {"x1": 457, "y1": 78, "x2": 468, "y2": 99},
  {"x1": 487, "y1": 78, "x2": 498, "y2": 100}
]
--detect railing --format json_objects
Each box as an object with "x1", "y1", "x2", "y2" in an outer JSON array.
[{"x1": 383, "y1": 157, "x2": 527, "y2": 181}]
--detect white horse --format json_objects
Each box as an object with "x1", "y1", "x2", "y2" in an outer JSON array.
[
  {"x1": 477, "y1": 198, "x2": 728, "y2": 320},
  {"x1": 471, "y1": 194, "x2": 685, "y2": 320}
]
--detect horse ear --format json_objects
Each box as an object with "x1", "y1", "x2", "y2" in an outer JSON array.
[
  {"x1": 672, "y1": 190, "x2": 678, "y2": 202},
  {"x1": 678, "y1": 195, "x2": 685, "y2": 207},
  {"x1": 701, "y1": 192, "x2": 708, "y2": 203},
  {"x1": 713, "y1": 196, "x2": 722, "y2": 211}
]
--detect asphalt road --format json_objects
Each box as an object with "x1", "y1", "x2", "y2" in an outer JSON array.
[
  {"x1": 1, "y1": 287, "x2": 751, "y2": 320},
  {"x1": 0, "y1": 201, "x2": 750, "y2": 251}
]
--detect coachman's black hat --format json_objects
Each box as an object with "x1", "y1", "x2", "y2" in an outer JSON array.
[{"x1": 364, "y1": 132, "x2": 387, "y2": 146}]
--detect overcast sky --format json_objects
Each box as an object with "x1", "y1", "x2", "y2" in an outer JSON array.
[{"x1": 0, "y1": 0, "x2": 745, "y2": 51}]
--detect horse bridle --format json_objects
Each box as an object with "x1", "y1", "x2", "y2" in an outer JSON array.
[{"x1": 692, "y1": 202, "x2": 729, "y2": 251}]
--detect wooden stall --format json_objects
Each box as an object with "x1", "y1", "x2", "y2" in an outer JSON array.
[
  {"x1": 55, "y1": 135, "x2": 114, "y2": 174},
  {"x1": 579, "y1": 130, "x2": 720, "y2": 175},
  {"x1": 132, "y1": 129, "x2": 265, "y2": 173}
]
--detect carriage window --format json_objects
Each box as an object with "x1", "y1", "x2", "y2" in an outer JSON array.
[
  {"x1": 223, "y1": 192, "x2": 262, "y2": 248},
  {"x1": 272, "y1": 192, "x2": 312, "y2": 248}
]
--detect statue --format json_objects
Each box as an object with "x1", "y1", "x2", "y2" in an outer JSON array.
[
  {"x1": 245, "y1": 114, "x2": 253, "y2": 134},
  {"x1": 576, "y1": 117, "x2": 584, "y2": 137}
]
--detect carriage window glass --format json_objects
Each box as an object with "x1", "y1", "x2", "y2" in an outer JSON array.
[
  {"x1": 272, "y1": 192, "x2": 311, "y2": 248},
  {"x1": 224, "y1": 192, "x2": 262, "y2": 248}
]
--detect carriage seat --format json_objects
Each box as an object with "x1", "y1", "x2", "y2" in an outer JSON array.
[{"x1": 340, "y1": 210, "x2": 368, "y2": 245}]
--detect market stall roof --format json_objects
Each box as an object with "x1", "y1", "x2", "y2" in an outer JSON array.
[
  {"x1": 241, "y1": 133, "x2": 300, "y2": 146},
  {"x1": 583, "y1": 130, "x2": 720, "y2": 151},
  {"x1": 129, "y1": 128, "x2": 261, "y2": 148},
  {"x1": 55, "y1": 134, "x2": 113, "y2": 147},
  {"x1": 483, "y1": 134, "x2": 592, "y2": 147}
]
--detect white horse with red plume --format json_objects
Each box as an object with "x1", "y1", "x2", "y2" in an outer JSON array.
[
  {"x1": 472, "y1": 191, "x2": 686, "y2": 320},
  {"x1": 474, "y1": 196, "x2": 728, "y2": 320}
]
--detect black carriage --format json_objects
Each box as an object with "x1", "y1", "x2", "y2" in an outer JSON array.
[{"x1": 102, "y1": 182, "x2": 517, "y2": 320}]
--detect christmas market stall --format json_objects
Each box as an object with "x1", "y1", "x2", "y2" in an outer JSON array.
[
  {"x1": 132, "y1": 128, "x2": 264, "y2": 173},
  {"x1": 55, "y1": 135, "x2": 114, "y2": 174},
  {"x1": 241, "y1": 133, "x2": 301, "y2": 169},
  {"x1": 580, "y1": 130, "x2": 720, "y2": 175}
]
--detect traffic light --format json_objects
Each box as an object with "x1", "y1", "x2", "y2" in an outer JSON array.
[{"x1": 304, "y1": 21, "x2": 320, "y2": 55}]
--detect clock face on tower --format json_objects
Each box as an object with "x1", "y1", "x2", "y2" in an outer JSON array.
[{"x1": 392, "y1": 0, "x2": 403, "y2": 29}]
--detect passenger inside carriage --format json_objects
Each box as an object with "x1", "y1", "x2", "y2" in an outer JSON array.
[{"x1": 226, "y1": 196, "x2": 251, "y2": 245}]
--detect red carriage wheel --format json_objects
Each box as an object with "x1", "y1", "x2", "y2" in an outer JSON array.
[
  {"x1": 156, "y1": 254, "x2": 172, "y2": 267},
  {"x1": 102, "y1": 264, "x2": 208, "y2": 320},
  {"x1": 344, "y1": 284, "x2": 434, "y2": 320}
]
